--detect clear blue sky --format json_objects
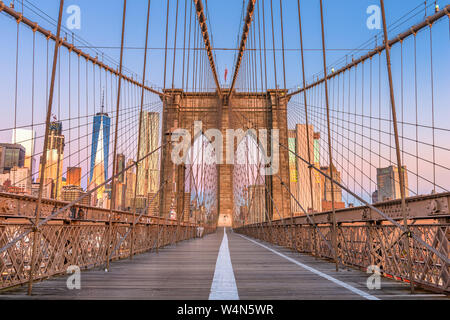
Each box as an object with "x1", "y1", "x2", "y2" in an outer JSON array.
[{"x1": 4, "y1": 0, "x2": 447, "y2": 89}]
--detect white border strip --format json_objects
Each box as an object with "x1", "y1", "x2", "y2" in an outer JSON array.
[
  {"x1": 238, "y1": 234, "x2": 380, "y2": 300},
  {"x1": 209, "y1": 228, "x2": 240, "y2": 300}
]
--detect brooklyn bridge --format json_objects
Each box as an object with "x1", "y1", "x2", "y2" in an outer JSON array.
[{"x1": 0, "y1": 0, "x2": 448, "y2": 300}]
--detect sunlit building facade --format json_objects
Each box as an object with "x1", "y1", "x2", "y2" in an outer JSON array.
[
  {"x1": 289, "y1": 124, "x2": 322, "y2": 214},
  {"x1": 116, "y1": 153, "x2": 126, "y2": 183},
  {"x1": 66, "y1": 167, "x2": 82, "y2": 186},
  {"x1": 38, "y1": 121, "x2": 64, "y2": 199},
  {"x1": 12, "y1": 128, "x2": 36, "y2": 175},
  {"x1": 125, "y1": 159, "x2": 136, "y2": 210},
  {"x1": 320, "y1": 165, "x2": 345, "y2": 211},
  {"x1": 0, "y1": 143, "x2": 25, "y2": 174},
  {"x1": 376, "y1": 165, "x2": 409, "y2": 202},
  {"x1": 89, "y1": 112, "x2": 111, "y2": 206},
  {"x1": 61, "y1": 185, "x2": 89, "y2": 206},
  {"x1": 0, "y1": 166, "x2": 31, "y2": 194},
  {"x1": 137, "y1": 111, "x2": 160, "y2": 196}
]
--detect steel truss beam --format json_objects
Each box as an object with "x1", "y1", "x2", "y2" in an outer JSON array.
[{"x1": 260, "y1": 192, "x2": 450, "y2": 225}]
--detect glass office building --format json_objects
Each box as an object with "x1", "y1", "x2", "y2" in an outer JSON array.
[{"x1": 89, "y1": 112, "x2": 111, "y2": 204}]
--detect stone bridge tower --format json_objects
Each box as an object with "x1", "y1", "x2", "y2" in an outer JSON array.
[{"x1": 159, "y1": 89, "x2": 291, "y2": 227}]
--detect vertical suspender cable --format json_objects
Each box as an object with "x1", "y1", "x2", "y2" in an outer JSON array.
[
  {"x1": 379, "y1": 0, "x2": 415, "y2": 293},
  {"x1": 130, "y1": 0, "x2": 152, "y2": 260},
  {"x1": 106, "y1": 0, "x2": 127, "y2": 271},
  {"x1": 182, "y1": 0, "x2": 188, "y2": 91},
  {"x1": 31, "y1": 29, "x2": 36, "y2": 178},
  {"x1": 172, "y1": 0, "x2": 180, "y2": 89},
  {"x1": 429, "y1": 23, "x2": 436, "y2": 191},
  {"x1": 28, "y1": 0, "x2": 65, "y2": 296},
  {"x1": 163, "y1": 0, "x2": 171, "y2": 89},
  {"x1": 319, "y1": 0, "x2": 339, "y2": 272},
  {"x1": 297, "y1": 0, "x2": 319, "y2": 255}
]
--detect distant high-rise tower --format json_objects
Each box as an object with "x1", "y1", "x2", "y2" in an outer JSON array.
[
  {"x1": 248, "y1": 184, "x2": 266, "y2": 224},
  {"x1": 114, "y1": 153, "x2": 126, "y2": 210},
  {"x1": 0, "y1": 143, "x2": 25, "y2": 174},
  {"x1": 66, "y1": 167, "x2": 82, "y2": 186},
  {"x1": 125, "y1": 158, "x2": 136, "y2": 210},
  {"x1": 313, "y1": 132, "x2": 322, "y2": 212},
  {"x1": 39, "y1": 121, "x2": 64, "y2": 199},
  {"x1": 89, "y1": 103, "x2": 111, "y2": 205},
  {"x1": 116, "y1": 153, "x2": 126, "y2": 183},
  {"x1": 376, "y1": 165, "x2": 409, "y2": 202},
  {"x1": 137, "y1": 111, "x2": 160, "y2": 196},
  {"x1": 290, "y1": 124, "x2": 321, "y2": 214},
  {"x1": 0, "y1": 166, "x2": 31, "y2": 194},
  {"x1": 320, "y1": 165, "x2": 346, "y2": 211},
  {"x1": 12, "y1": 128, "x2": 36, "y2": 175},
  {"x1": 288, "y1": 130, "x2": 299, "y2": 212}
]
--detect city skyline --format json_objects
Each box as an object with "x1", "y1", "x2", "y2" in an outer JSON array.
[{"x1": 0, "y1": 1, "x2": 448, "y2": 205}]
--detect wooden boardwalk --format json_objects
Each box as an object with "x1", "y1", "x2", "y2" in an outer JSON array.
[{"x1": 0, "y1": 228, "x2": 447, "y2": 300}]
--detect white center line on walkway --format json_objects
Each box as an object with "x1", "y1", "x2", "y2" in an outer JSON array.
[
  {"x1": 238, "y1": 234, "x2": 380, "y2": 301},
  {"x1": 209, "y1": 228, "x2": 240, "y2": 300},
  {"x1": 376, "y1": 294, "x2": 446, "y2": 298}
]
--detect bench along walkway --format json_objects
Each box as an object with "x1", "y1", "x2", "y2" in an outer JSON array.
[{"x1": 0, "y1": 228, "x2": 447, "y2": 300}]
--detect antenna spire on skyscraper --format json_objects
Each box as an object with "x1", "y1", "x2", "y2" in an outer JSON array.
[{"x1": 101, "y1": 87, "x2": 105, "y2": 114}]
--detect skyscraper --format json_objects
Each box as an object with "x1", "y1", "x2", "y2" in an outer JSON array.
[
  {"x1": 290, "y1": 124, "x2": 321, "y2": 214},
  {"x1": 61, "y1": 185, "x2": 89, "y2": 206},
  {"x1": 248, "y1": 184, "x2": 266, "y2": 224},
  {"x1": 12, "y1": 129, "x2": 36, "y2": 175},
  {"x1": 0, "y1": 166, "x2": 31, "y2": 194},
  {"x1": 31, "y1": 179, "x2": 52, "y2": 199},
  {"x1": 125, "y1": 158, "x2": 136, "y2": 210},
  {"x1": 137, "y1": 111, "x2": 160, "y2": 196},
  {"x1": 0, "y1": 143, "x2": 26, "y2": 174},
  {"x1": 320, "y1": 165, "x2": 346, "y2": 211},
  {"x1": 116, "y1": 153, "x2": 126, "y2": 183},
  {"x1": 114, "y1": 181, "x2": 126, "y2": 211},
  {"x1": 376, "y1": 165, "x2": 409, "y2": 202},
  {"x1": 147, "y1": 192, "x2": 160, "y2": 216},
  {"x1": 313, "y1": 132, "x2": 322, "y2": 212},
  {"x1": 38, "y1": 121, "x2": 64, "y2": 199},
  {"x1": 89, "y1": 111, "x2": 111, "y2": 205},
  {"x1": 288, "y1": 130, "x2": 299, "y2": 213},
  {"x1": 66, "y1": 167, "x2": 82, "y2": 186},
  {"x1": 288, "y1": 130, "x2": 297, "y2": 182},
  {"x1": 313, "y1": 132, "x2": 320, "y2": 165}
]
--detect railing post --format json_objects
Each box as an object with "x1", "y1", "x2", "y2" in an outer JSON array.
[
  {"x1": 379, "y1": 0, "x2": 415, "y2": 294},
  {"x1": 27, "y1": 0, "x2": 65, "y2": 295},
  {"x1": 156, "y1": 216, "x2": 160, "y2": 253}
]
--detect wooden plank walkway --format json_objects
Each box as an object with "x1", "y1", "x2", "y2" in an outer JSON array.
[{"x1": 0, "y1": 228, "x2": 447, "y2": 300}]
